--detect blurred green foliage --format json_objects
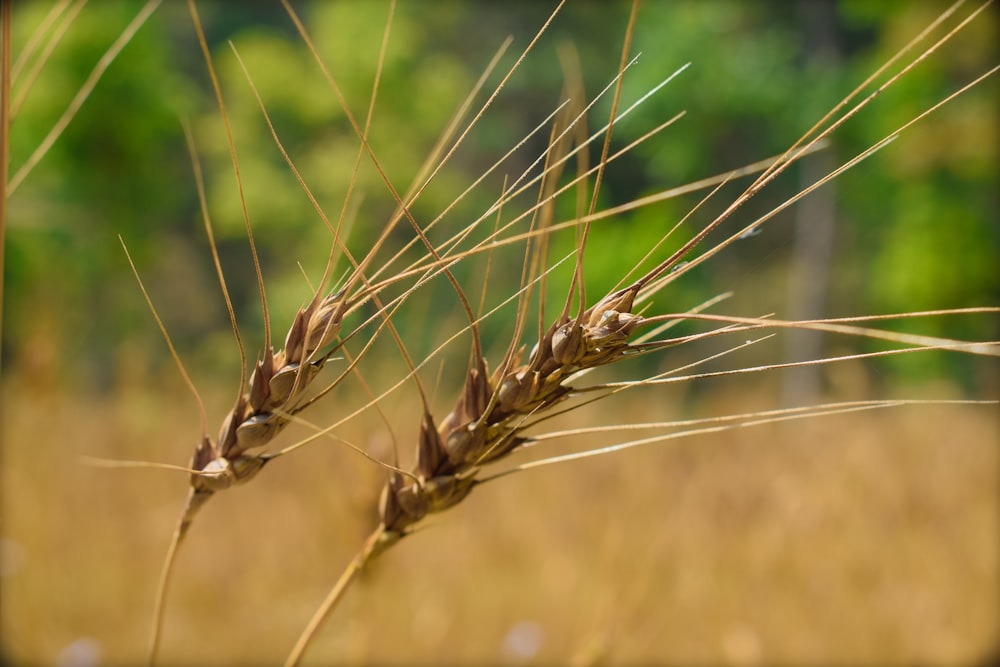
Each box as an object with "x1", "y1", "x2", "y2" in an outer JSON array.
[{"x1": 4, "y1": 0, "x2": 996, "y2": 393}]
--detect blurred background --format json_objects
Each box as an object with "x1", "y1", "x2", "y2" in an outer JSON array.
[{"x1": 2, "y1": 1, "x2": 997, "y2": 665}]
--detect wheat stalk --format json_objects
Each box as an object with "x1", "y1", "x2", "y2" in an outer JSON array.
[
  {"x1": 140, "y1": 0, "x2": 402, "y2": 655},
  {"x1": 267, "y1": 1, "x2": 998, "y2": 663}
]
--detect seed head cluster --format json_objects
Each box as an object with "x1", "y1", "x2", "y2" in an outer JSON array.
[
  {"x1": 379, "y1": 284, "x2": 645, "y2": 540},
  {"x1": 190, "y1": 291, "x2": 346, "y2": 495}
]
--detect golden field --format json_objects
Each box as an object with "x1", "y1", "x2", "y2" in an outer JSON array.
[{"x1": 2, "y1": 372, "x2": 997, "y2": 666}]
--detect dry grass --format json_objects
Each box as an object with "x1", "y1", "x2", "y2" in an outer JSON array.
[{"x1": 2, "y1": 379, "x2": 997, "y2": 665}]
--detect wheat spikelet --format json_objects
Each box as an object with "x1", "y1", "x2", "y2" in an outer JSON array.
[
  {"x1": 139, "y1": 270, "x2": 358, "y2": 663},
  {"x1": 191, "y1": 289, "x2": 346, "y2": 491},
  {"x1": 379, "y1": 283, "x2": 647, "y2": 536}
]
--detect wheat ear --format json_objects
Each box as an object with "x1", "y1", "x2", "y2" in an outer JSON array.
[
  {"x1": 145, "y1": 0, "x2": 416, "y2": 659},
  {"x1": 279, "y1": 0, "x2": 999, "y2": 662}
]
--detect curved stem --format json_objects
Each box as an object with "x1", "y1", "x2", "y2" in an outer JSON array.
[
  {"x1": 284, "y1": 526, "x2": 388, "y2": 667},
  {"x1": 148, "y1": 488, "x2": 211, "y2": 666},
  {"x1": 0, "y1": 0, "x2": 10, "y2": 369}
]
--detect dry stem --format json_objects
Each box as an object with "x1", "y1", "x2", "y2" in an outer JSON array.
[{"x1": 283, "y1": 527, "x2": 388, "y2": 667}]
